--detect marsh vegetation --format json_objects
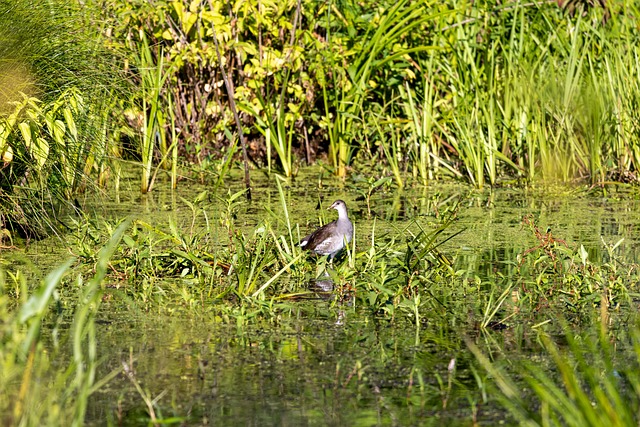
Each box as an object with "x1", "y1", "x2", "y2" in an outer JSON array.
[{"x1": 2, "y1": 0, "x2": 640, "y2": 425}]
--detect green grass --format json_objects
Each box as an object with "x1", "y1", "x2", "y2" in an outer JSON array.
[
  {"x1": 470, "y1": 319, "x2": 640, "y2": 427},
  {"x1": 101, "y1": 0, "x2": 639, "y2": 189},
  {"x1": 4, "y1": 1, "x2": 640, "y2": 422},
  {"x1": 4, "y1": 0, "x2": 638, "y2": 242},
  {"x1": 61, "y1": 184, "x2": 638, "y2": 326},
  {"x1": 0, "y1": 221, "x2": 127, "y2": 426},
  {"x1": 5, "y1": 181, "x2": 640, "y2": 424},
  {"x1": 0, "y1": 0, "x2": 125, "y2": 237}
]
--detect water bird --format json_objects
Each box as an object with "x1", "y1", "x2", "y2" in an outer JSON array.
[{"x1": 300, "y1": 200, "x2": 354, "y2": 261}]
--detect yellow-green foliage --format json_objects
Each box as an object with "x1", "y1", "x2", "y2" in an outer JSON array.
[
  {"x1": 104, "y1": 0, "x2": 640, "y2": 185},
  {"x1": 0, "y1": 89, "x2": 89, "y2": 199},
  {"x1": 105, "y1": 0, "x2": 322, "y2": 153}
]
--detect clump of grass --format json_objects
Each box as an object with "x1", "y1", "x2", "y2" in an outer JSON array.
[
  {"x1": 63, "y1": 183, "x2": 457, "y2": 314},
  {"x1": 513, "y1": 215, "x2": 632, "y2": 315},
  {"x1": 0, "y1": 0, "x2": 126, "y2": 238},
  {"x1": 0, "y1": 221, "x2": 127, "y2": 425},
  {"x1": 469, "y1": 319, "x2": 640, "y2": 427},
  {"x1": 62, "y1": 186, "x2": 640, "y2": 337}
]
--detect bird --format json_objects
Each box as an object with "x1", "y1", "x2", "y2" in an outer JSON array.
[{"x1": 300, "y1": 200, "x2": 354, "y2": 261}]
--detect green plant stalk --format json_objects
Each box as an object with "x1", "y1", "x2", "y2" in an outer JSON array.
[
  {"x1": 451, "y1": 111, "x2": 484, "y2": 189},
  {"x1": 243, "y1": 89, "x2": 294, "y2": 177},
  {"x1": 377, "y1": 121, "x2": 404, "y2": 189},
  {"x1": 481, "y1": 59, "x2": 498, "y2": 186},
  {"x1": 168, "y1": 91, "x2": 178, "y2": 189},
  {"x1": 275, "y1": 175, "x2": 296, "y2": 253},
  {"x1": 6, "y1": 221, "x2": 129, "y2": 425},
  {"x1": 214, "y1": 127, "x2": 239, "y2": 191},
  {"x1": 402, "y1": 74, "x2": 436, "y2": 185},
  {"x1": 252, "y1": 253, "x2": 303, "y2": 298},
  {"x1": 324, "y1": 0, "x2": 449, "y2": 177},
  {"x1": 72, "y1": 221, "x2": 129, "y2": 425},
  {"x1": 481, "y1": 283, "x2": 513, "y2": 329}
]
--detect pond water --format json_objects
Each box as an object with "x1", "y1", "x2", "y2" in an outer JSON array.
[
  {"x1": 86, "y1": 312, "x2": 487, "y2": 426},
  {"x1": 16, "y1": 174, "x2": 640, "y2": 425}
]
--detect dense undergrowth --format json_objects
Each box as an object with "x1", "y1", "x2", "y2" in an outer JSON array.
[
  {"x1": 0, "y1": 0, "x2": 123, "y2": 238},
  {"x1": 102, "y1": 0, "x2": 639, "y2": 186},
  {"x1": 60, "y1": 186, "x2": 638, "y2": 325},
  {"x1": 2, "y1": 0, "x2": 640, "y2": 238},
  {"x1": 4, "y1": 0, "x2": 640, "y2": 424},
  {"x1": 99, "y1": 0, "x2": 640, "y2": 187}
]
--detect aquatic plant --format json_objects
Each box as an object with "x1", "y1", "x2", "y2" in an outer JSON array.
[
  {"x1": 88, "y1": 0, "x2": 639, "y2": 191},
  {"x1": 514, "y1": 215, "x2": 632, "y2": 314},
  {"x1": 470, "y1": 319, "x2": 640, "y2": 427},
  {"x1": 35, "y1": 181, "x2": 640, "y2": 424},
  {"x1": 130, "y1": 33, "x2": 176, "y2": 194},
  {"x1": 320, "y1": 0, "x2": 450, "y2": 177},
  {"x1": 0, "y1": 221, "x2": 127, "y2": 425},
  {"x1": 399, "y1": 68, "x2": 440, "y2": 186}
]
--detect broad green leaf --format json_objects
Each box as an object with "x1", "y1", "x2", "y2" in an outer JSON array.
[
  {"x1": 171, "y1": 1, "x2": 184, "y2": 22},
  {"x1": 53, "y1": 119, "x2": 66, "y2": 145},
  {"x1": 18, "y1": 122, "x2": 32, "y2": 148},
  {"x1": 162, "y1": 29, "x2": 173, "y2": 40},
  {"x1": 44, "y1": 112, "x2": 55, "y2": 135},
  {"x1": 63, "y1": 107, "x2": 78, "y2": 140},
  {"x1": 33, "y1": 137, "x2": 50, "y2": 168}
]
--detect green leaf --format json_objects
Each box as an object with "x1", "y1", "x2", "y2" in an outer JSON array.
[
  {"x1": 18, "y1": 122, "x2": 32, "y2": 148},
  {"x1": 19, "y1": 259, "x2": 73, "y2": 323},
  {"x1": 63, "y1": 107, "x2": 78, "y2": 140},
  {"x1": 33, "y1": 137, "x2": 50, "y2": 168},
  {"x1": 53, "y1": 120, "x2": 66, "y2": 145},
  {"x1": 579, "y1": 245, "x2": 588, "y2": 266}
]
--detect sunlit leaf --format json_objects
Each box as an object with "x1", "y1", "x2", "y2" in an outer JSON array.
[
  {"x1": 33, "y1": 137, "x2": 49, "y2": 168},
  {"x1": 63, "y1": 107, "x2": 77, "y2": 140},
  {"x1": 18, "y1": 122, "x2": 32, "y2": 148},
  {"x1": 53, "y1": 119, "x2": 66, "y2": 145}
]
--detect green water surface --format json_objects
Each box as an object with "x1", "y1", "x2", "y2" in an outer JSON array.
[{"x1": 11, "y1": 174, "x2": 640, "y2": 426}]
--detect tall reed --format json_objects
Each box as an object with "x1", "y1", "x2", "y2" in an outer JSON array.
[
  {"x1": 132, "y1": 33, "x2": 174, "y2": 194},
  {"x1": 322, "y1": 0, "x2": 449, "y2": 177}
]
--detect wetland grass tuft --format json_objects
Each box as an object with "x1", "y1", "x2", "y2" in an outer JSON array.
[
  {"x1": 0, "y1": 0, "x2": 125, "y2": 237},
  {"x1": 64, "y1": 186, "x2": 640, "y2": 337},
  {"x1": 0, "y1": 221, "x2": 127, "y2": 426},
  {"x1": 470, "y1": 320, "x2": 640, "y2": 427}
]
